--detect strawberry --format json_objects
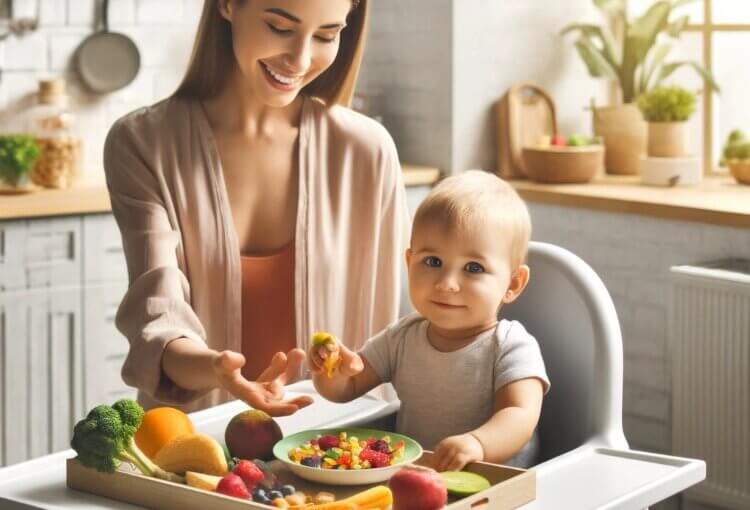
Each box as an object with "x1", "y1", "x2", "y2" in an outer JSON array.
[
  {"x1": 216, "y1": 473, "x2": 250, "y2": 499},
  {"x1": 359, "y1": 448, "x2": 391, "y2": 468},
  {"x1": 317, "y1": 435, "x2": 340, "y2": 451},
  {"x1": 233, "y1": 460, "x2": 265, "y2": 489}
]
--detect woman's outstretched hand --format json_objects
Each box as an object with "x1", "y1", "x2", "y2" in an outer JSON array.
[{"x1": 212, "y1": 348, "x2": 314, "y2": 416}]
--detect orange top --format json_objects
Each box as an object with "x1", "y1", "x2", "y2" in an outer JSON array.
[{"x1": 240, "y1": 240, "x2": 297, "y2": 381}]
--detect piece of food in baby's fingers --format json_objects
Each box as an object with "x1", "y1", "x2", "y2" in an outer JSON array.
[{"x1": 311, "y1": 331, "x2": 340, "y2": 378}]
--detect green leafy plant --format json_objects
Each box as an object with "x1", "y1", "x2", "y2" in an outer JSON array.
[
  {"x1": 0, "y1": 134, "x2": 41, "y2": 186},
  {"x1": 637, "y1": 85, "x2": 695, "y2": 122},
  {"x1": 562, "y1": 0, "x2": 720, "y2": 104},
  {"x1": 721, "y1": 129, "x2": 750, "y2": 164}
]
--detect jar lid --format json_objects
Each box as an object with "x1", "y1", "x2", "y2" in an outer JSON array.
[{"x1": 37, "y1": 79, "x2": 68, "y2": 105}]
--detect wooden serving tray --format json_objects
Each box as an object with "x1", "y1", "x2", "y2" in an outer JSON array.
[{"x1": 66, "y1": 451, "x2": 535, "y2": 510}]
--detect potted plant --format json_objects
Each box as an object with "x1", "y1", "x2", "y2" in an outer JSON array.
[
  {"x1": 637, "y1": 85, "x2": 695, "y2": 157},
  {"x1": 562, "y1": 0, "x2": 719, "y2": 175},
  {"x1": 721, "y1": 129, "x2": 750, "y2": 185},
  {"x1": 0, "y1": 134, "x2": 41, "y2": 191}
]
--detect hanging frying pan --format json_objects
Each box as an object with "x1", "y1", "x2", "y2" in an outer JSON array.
[{"x1": 76, "y1": 0, "x2": 140, "y2": 93}]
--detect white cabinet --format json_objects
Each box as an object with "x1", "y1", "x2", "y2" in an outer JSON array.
[
  {"x1": 83, "y1": 282, "x2": 135, "y2": 411},
  {"x1": 0, "y1": 220, "x2": 27, "y2": 291},
  {"x1": 0, "y1": 287, "x2": 83, "y2": 466},
  {"x1": 83, "y1": 215, "x2": 127, "y2": 283},
  {"x1": 0, "y1": 213, "x2": 129, "y2": 467}
]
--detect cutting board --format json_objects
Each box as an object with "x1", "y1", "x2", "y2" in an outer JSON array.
[{"x1": 496, "y1": 82, "x2": 557, "y2": 179}]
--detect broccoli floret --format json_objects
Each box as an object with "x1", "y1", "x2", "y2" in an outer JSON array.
[
  {"x1": 112, "y1": 398, "x2": 144, "y2": 436},
  {"x1": 71, "y1": 399, "x2": 184, "y2": 483}
]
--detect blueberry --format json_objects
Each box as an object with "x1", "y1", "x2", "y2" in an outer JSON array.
[
  {"x1": 252, "y1": 488, "x2": 270, "y2": 504},
  {"x1": 279, "y1": 484, "x2": 296, "y2": 496},
  {"x1": 370, "y1": 439, "x2": 390, "y2": 453},
  {"x1": 301, "y1": 455, "x2": 321, "y2": 468},
  {"x1": 268, "y1": 490, "x2": 284, "y2": 500}
]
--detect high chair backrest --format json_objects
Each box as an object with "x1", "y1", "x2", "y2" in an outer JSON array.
[{"x1": 499, "y1": 242, "x2": 628, "y2": 463}]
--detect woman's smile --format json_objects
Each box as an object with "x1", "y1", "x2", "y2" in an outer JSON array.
[{"x1": 260, "y1": 61, "x2": 304, "y2": 91}]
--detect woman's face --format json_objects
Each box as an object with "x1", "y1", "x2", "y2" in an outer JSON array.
[{"x1": 220, "y1": 0, "x2": 352, "y2": 107}]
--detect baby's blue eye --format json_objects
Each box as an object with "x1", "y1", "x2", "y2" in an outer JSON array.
[
  {"x1": 465, "y1": 262, "x2": 484, "y2": 273},
  {"x1": 423, "y1": 256, "x2": 442, "y2": 268}
]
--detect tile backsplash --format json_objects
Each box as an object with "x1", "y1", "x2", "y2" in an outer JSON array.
[{"x1": 0, "y1": 0, "x2": 202, "y2": 179}]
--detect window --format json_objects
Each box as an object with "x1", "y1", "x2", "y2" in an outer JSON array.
[{"x1": 628, "y1": 0, "x2": 750, "y2": 174}]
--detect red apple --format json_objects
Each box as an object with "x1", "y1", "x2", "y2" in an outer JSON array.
[
  {"x1": 550, "y1": 134, "x2": 567, "y2": 147},
  {"x1": 389, "y1": 465, "x2": 448, "y2": 510}
]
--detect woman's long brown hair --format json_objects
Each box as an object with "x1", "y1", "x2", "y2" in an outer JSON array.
[{"x1": 173, "y1": 0, "x2": 367, "y2": 106}]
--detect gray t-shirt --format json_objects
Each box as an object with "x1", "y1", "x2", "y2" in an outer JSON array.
[{"x1": 360, "y1": 313, "x2": 550, "y2": 467}]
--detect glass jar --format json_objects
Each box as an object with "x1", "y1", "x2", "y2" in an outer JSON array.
[{"x1": 26, "y1": 79, "x2": 82, "y2": 189}]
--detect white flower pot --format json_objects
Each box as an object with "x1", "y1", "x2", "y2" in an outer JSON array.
[{"x1": 639, "y1": 155, "x2": 701, "y2": 186}]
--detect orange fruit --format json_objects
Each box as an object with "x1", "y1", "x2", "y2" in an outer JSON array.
[{"x1": 135, "y1": 407, "x2": 195, "y2": 459}]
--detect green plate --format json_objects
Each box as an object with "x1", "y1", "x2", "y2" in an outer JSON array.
[
  {"x1": 440, "y1": 470, "x2": 491, "y2": 496},
  {"x1": 273, "y1": 427, "x2": 422, "y2": 485}
]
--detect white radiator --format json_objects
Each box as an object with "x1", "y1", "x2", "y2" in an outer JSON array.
[{"x1": 670, "y1": 259, "x2": 750, "y2": 510}]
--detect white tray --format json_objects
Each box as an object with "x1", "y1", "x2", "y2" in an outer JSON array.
[{"x1": 520, "y1": 446, "x2": 705, "y2": 509}]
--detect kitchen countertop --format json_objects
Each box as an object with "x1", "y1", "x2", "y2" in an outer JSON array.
[
  {"x1": 0, "y1": 165, "x2": 441, "y2": 221},
  {"x1": 0, "y1": 380, "x2": 705, "y2": 510},
  {"x1": 510, "y1": 174, "x2": 750, "y2": 228}
]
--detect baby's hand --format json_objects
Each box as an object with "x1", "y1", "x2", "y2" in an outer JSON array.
[
  {"x1": 432, "y1": 433, "x2": 484, "y2": 472},
  {"x1": 308, "y1": 332, "x2": 364, "y2": 378}
]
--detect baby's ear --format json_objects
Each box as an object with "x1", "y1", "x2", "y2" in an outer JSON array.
[{"x1": 502, "y1": 264, "x2": 530, "y2": 304}]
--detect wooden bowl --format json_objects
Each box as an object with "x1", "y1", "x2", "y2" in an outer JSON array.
[
  {"x1": 522, "y1": 145, "x2": 604, "y2": 184},
  {"x1": 727, "y1": 160, "x2": 750, "y2": 185}
]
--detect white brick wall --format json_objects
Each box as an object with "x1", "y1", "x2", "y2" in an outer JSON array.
[
  {"x1": 0, "y1": 0, "x2": 202, "y2": 179},
  {"x1": 358, "y1": 0, "x2": 610, "y2": 174},
  {"x1": 528, "y1": 203, "x2": 750, "y2": 510}
]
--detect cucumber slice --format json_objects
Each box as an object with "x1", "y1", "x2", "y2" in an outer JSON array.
[{"x1": 440, "y1": 471, "x2": 491, "y2": 496}]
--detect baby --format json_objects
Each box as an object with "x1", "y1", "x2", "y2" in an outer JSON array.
[{"x1": 308, "y1": 170, "x2": 550, "y2": 471}]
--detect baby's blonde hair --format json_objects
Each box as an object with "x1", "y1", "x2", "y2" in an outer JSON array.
[{"x1": 412, "y1": 170, "x2": 531, "y2": 269}]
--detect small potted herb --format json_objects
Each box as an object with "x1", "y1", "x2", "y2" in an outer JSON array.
[
  {"x1": 637, "y1": 86, "x2": 696, "y2": 158},
  {"x1": 721, "y1": 129, "x2": 750, "y2": 184},
  {"x1": 0, "y1": 134, "x2": 41, "y2": 189}
]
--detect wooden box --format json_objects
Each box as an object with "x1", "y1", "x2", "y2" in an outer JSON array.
[{"x1": 66, "y1": 451, "x2": 535, "y2": 510}]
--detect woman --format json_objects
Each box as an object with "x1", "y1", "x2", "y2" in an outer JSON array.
[{"x1": 104, "y1": 0, "x2": 409, "y2": 415}]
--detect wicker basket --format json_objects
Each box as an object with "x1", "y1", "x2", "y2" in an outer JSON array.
[
  {"x1": 521, "y1": 146, "x2": 604, "y2": 184},
  {"x1": 727, "y1": 160, "x2": 750, "y2": 185}
]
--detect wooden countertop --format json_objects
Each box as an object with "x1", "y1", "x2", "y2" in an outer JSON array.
[
  {"x1": 510, "y1": 174, "x2": 750, "y2": 228},
  {"x1": 0, "y1": 165, "x2": 442, "y2": 221},
  {"x1": 0, "y1": 183, "x2": 112, "y2": 220}
]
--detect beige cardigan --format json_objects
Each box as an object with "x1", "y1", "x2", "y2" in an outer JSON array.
[{"x1": 103, "y1": 95, "x2": 410, "y2": 413}]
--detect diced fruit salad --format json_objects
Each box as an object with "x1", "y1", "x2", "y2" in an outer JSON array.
[{"x1": 288, "y1": 431, "x2": 405, "y2": 470}]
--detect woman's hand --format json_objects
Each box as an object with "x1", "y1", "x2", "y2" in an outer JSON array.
[
  {"x1": 212, "y1": 348, "x2": 314, "y2": 416},
  {"x1": 432, "y1": 433, "x2": 485, "y2": 472}
]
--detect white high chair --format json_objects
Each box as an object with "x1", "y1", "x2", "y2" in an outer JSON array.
[
  {"x1": 501, "y1": 242, "x2": 705, "y2": 509},
  {"x1": 500, "y1": 241, "x2": 628, "y2": 461}
]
